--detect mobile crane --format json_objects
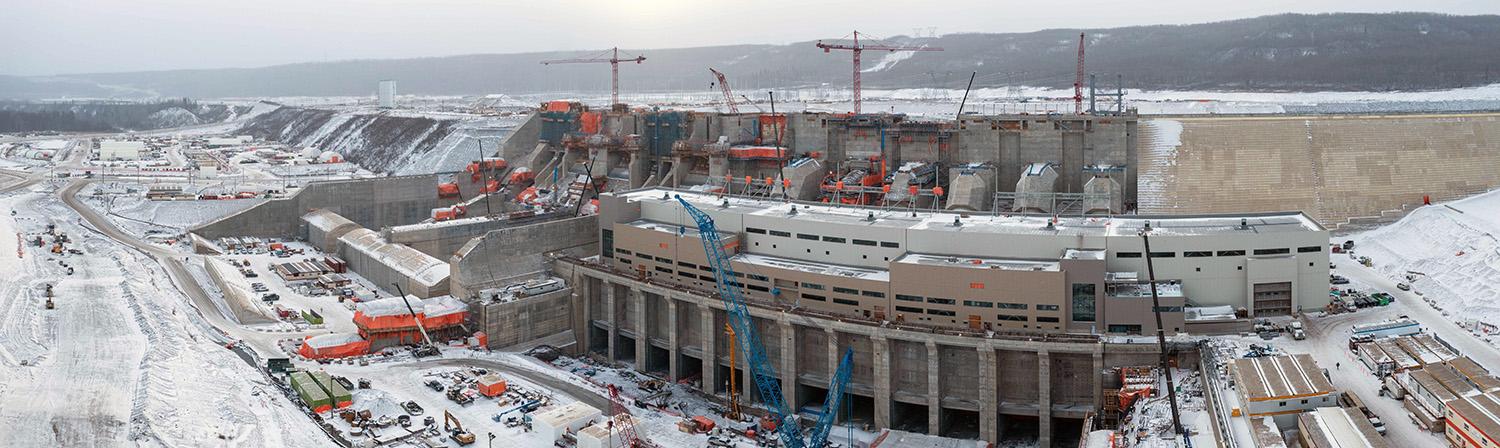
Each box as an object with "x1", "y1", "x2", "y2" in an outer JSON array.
[{"x1": 678, "y1": 196, "x2": 854, "y2": 448}]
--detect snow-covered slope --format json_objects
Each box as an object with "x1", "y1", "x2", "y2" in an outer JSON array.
[
  {"x1": 237, "y1": 106, "x2": 524, "y2": 174},
  {"x1": 1357, "y1": 188, "x2": 1500, "y2": 324}
]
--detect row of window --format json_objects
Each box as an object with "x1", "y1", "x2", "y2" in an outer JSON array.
[
  {"x1": 1116, "y1": 246, "x2": 1321, "y2": 258},
  {"x1": 745, "y1": 227, "x2": 901, "y2": 249}
]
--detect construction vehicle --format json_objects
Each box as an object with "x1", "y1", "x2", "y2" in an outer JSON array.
[
  {"x1": 605, "y1": 384, "x2": 655, "y2": 447},
  {"x1": 679, "y1": 196, "x2": 856, "y2": 448},
  {"x1": 444, "y1": 410, "x2": 475, "y2": 445},
  {"x1": 44, "y1": 284, "x2": 54, "y2": 310},
  {"x1": 391, "y1": 283, "x2": 440, "y2": 358},
  {"x1": 724, "y1": 323, "x2": 741, "y2": 420}
]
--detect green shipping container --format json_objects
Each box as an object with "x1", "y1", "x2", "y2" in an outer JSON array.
[
  {"x1": 301, "y1": 310, "x2": 323, "y2": 325},
  {"x1": 291, "y1": 372, "x2": 331, "y2": 410},
  {"x1": 310, "y1": 371, "x2": 352, "y2": 406}
]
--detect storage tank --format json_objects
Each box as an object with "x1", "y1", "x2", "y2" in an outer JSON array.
[{"x1": 1013, "y1": 162, "x2": 1059, "y2": 213}]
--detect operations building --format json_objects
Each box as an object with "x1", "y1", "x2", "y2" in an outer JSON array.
[{"x1": 98, "y1": 139, "x2": 145, "y2": 160}]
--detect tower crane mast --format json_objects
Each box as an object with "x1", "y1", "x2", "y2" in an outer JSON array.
[
  {"x1": 1074, "y1": 33, "x2": 1086, "y2": 115},
  {"x1": 541, "y1": 47, "x2": 647, "y2": 106},
  {"x1": 816, "y1": 31, "x2": 943, "y2": 114}
]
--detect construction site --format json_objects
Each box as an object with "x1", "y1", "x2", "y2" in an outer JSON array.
[{"x1": 9, "y1": 14, "x2": 1500, "y2": 448}]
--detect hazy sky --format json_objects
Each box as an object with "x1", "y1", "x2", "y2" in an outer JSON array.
[{"x1": 4, "y1": 0, "x2": 1498, "y2": 76}]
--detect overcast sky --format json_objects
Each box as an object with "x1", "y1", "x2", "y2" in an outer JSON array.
[{"x1": 4, "y1": 0, "x2": 1498, "y2": 76}]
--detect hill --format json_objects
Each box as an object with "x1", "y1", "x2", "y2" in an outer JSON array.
[{"x1": 7, "y1": 12, "x2": 1500, "y2": 99}]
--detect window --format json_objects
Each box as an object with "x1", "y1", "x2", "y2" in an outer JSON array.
[
  {"x1": 747, "y1": 284, "x2": 770, "y2": 292},
  {"x1": 927, "y1": 297, "x2": 955, "y2": 305},
  {"x1": 896, "y1": 294, "x2": 923, "y2": 302},
  {"x1": 654, "y1": 256, "x2": 671, "y2": 263},
  {"x1": 963, "y1": 300, "x2": 993, "y2": 308},
  {"x1": 1037, "y1": 304, "x2": 1059, "y2": 311},
  {"x1": 853, "y1": 239, "x2": 877, "y2": 246},
  {"x1": 1154, "y1": 306, "x2": 1184, "y2": 313},
  {"x1": 654, "y1": 266, "x2": 672, "y2": 273},
  {"x1": 1117, "y1": 252, "x2": 1142, "y2": 258},
  {"x1": 602, "y1": 229, "x2": 614, "y2": 256},
  {"x1": 800, "y1": 282, "x2": 824, "y2": 290},
  {"x1": 996, "y1": 314, "x2": 1027, "y2": 321},
  {"x1": 1297, "y1": 246, "x2": 1323, "y2": 253},
  {"x1": 996, "y1": 302, "x2": 1027, "y2": 310},
  {"x1": 832, "y1": 298, "x2": 860, "y2": 306},
  {"x1": 768, "y1": 230, "x2": 791, "y2": 237},
  {"x1": 822, "y1": 236, "x2": 846, "y2": 243},
  {"x1": 700, "y1": 266, "x2": 712, "y2": 272},
  {"x1": 1037, "y1": 316, "x2": 1060, "y2": 323},
  {"x1": 1072, "y1": 283, "x2": 1096, "y2": 322},
  {"x1": 861, "y1": 290, "x2": 885, "y2": 298},
  {"x1": 747, "y1": 274, "x2": 769, "y2": 282},
  {"x1": 1148, "y1": 251, "x2": 1176, "y2": 258},
  {"x1": 801, "y1": 293, "x2": 826, "y2": 302},
  {"x1": 833, "y1": 286, "x2": 859, "y2": 295},
  {"x1": 895, "y1": 306, "x2": 923, "y2": 313},
  {"x1": 746, "y1": 227, "x2": 767, "y2": 234},
  {"x1": 880, "y1": 241, "x2": 900, "y2": 248},
  {"x1": 1254, "y1": 248, "x2": 1290, "y2": 255},
  {"x1": 1184, "y1": 251, "x2": 1212, "y2": 258},
  {"x1": 1216, "y1": 250, "x2": 1246, "y2": 256},
  {"x1": 927, "y1": 309, "x2": 956, "y2": 316},
  {"x1": 616, "y1": 257, "x2": 632, "y2": 264},
  {"x1": 678, "y1": 261, "x2": 697, "y2": 268},
  {"x1": 615, "y1": 249, "x2": 633, "y2": 256},
  {"x1": 731, "y1": 272, "x2": 744, "y2": 278},
  {"x1": 797, "y1": 233, "x2": 819, "y2": 241},
  {"x1": 1300, "y1": 399, "x2": 1309, "y2": 405}
]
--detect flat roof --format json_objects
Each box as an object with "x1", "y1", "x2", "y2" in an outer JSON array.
[
  {"x1": 736, "y1": 252, "x2": 889, "y2": 281},
  {"x1": 893, "y1": 253, "x2": 1059, "y2": 272},
  {"x1": 615, "y1": 188, "x2": 1327, "y2": 237},
  {"x1": 1448, "y1": 357, "x2": 1500, "y2": 393},
  {"x1": 1233, "y1": 354, "x2": 1336, "y2": 401},
  {"x1": 1299, "y1": 407, "x2": 1387, "y2": 448}
]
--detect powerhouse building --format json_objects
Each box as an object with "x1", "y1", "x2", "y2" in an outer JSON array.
[{"x1": 558, "y1": 187, "x2": 1329, "y2": 444}]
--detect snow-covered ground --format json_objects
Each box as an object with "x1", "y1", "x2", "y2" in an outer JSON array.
[
  {"x1": 0, "y1": 189, "x2": 328, "y2": 447},
  {"x1": 1356, "y1": 187, "x2": 1500, "y2": 333}
]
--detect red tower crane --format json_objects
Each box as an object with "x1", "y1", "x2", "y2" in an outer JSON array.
[
  {"x1": 605, "y1": 384, "x2": 655, "y2": 448},
  {"x1": 1074, "y1": 32, "x2": 1086, "y2": 115},
  {"x1": 541, "y1": 47, "x2": 646, "y2": 106},
  {"x1": 816, "y1": 31, "x2": 943, "y2": 114},
  {"x1": 708, "y1": 68, "x2": 738, "y2": 113}
]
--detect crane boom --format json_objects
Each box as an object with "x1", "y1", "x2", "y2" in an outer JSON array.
[
  {"x1": 1074, "y1": 33, "x2": 1086, "y2": 115},
  {"x1": 709, "y1": 68, "x2": 739, "y2": 114},
  {"x1": 816, "y1": 30, "x2": 943, "y2": 114},
  {"x1": 809, "y1": 348, "x2": 855, "y2": 447},
  {"x1": 540, "y1": 47, "x2": 647, "y2": 106}
]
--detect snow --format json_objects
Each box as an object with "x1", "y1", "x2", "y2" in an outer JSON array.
[
  {"x1": 356, "y1": 295, "x2": 467, "y2": 318},
  {"x1": 862, "y1": 49, "x2": 920, "y2": 73},
  {"x1": 1137, "y1": 120, "x2": 1182, "y2": 211},
  {"x1": 306, "y1": 332, "x2": 364, "y2": 348},
  {"x1": 1357, "y1": 187, "x2": 1500, "y2": 328}
]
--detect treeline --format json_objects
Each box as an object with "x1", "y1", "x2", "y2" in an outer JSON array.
[
  {"x1": 0, "y1": 99, "x2": 243, "y2": 132},
  {"x1": 0, "y1": 110, "x2": 115, "y2": 133}
]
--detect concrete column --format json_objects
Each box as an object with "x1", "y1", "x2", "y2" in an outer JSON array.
[
  {"x1": 872, "y1": 336, "x2": 892, "y2": 431},
  {"x1": 979, "y1": 346, "x2": 998, "y2": 443},
  {"x1": 632, "y1": 288, "x2": 647, "y2": 372},
  {"x1": 603, "y1": 281, "x2": 617, "y2": 362},
  {"x1": 699, "y1": 304, "x2": 717, "y2": 395},
  {"x1": 927, "y1": 341, "x2": 941, "y2": 434},
  {"x1": 571, "y1": 270, "x2": 590, "y2": 355},
  {"x1": 1038, "y1": 350, "x2": 1052, "y2": 448},
  {"x1": 667, "y1": 298, "x2": 679, "y2": 380},
  {"x1": 826, "y1": 328, "x2": 839, "y2": 424},
  {"x1": 779, "y1": 319, "x2": 798, "y2": 409},
  {"x1": 1093, "y1": 350, "x2": 1105, "y2": 412}
]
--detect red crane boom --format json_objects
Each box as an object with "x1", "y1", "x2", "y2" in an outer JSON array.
[
  {"x1": 816, "y1": 31, "x2": 943, "y2": 114},
  {"x1": 541, "y1": 47, "x2": 646, "y2": 106},
  {"x1": 1074, "y1": 32, "x2": 1086, "y2": 115},
  {"x1": 709, "y1": 68, "x2": 738, "y2": 113}
]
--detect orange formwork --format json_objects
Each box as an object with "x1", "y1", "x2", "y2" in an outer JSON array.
[
  {"x1": 353, "y1": 296, "x2": 468, "y2": 335},
  {"x1": 298, "y1": 334, "x2": 371, "y2": 359},
  {"x1": 580, "y1": 111, "x2": 602, "y2": 134}
]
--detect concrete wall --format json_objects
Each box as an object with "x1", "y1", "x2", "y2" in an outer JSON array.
[
  {"x1": 448, "y1": 215, "x2": 599, "y2": 299},
  {"x1": 473, "y1": 287, "x2": 574, "y2": 349},
  {"x1": 387, "y1": 212, "x2": 563, "y2": 259},
  {"x1": 195, "y1": 174, "x2": 447, "y2": 240}
]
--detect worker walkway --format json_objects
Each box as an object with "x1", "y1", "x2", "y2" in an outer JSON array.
[{"x1": 1139, "y1": 113, "x2": 1500, "y2": 228}]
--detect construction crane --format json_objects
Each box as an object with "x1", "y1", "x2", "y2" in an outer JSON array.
[
  {"x1": 606, "y1": 384, "x2": 655, "y2": 448},
  {"x1": 677, "y1": 196, "x2": 855, "y2": 448},
  {"x1": 540, "y1": 48, "x2": 646, "y2": 106},
  {"x1": 816, "y1": 31, "x2": 943, "y2": 114},
  {"x1": 709, "y1": 68, "x2": 739, "y2": 114},
  {"x1": 1074, "y1": 32, "x2": 1086, "y2": 115},
  {"x1": 391, "y1": 283, "x2": 439, "y2": 358},
  {"x1": 724, "y1": 323, "x2": 741, "y2": 420}
]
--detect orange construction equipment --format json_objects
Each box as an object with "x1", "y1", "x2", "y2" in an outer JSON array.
[
  {"x1": 508, "y1": 168, "x2": 535, "y2": 184},
  {"x1": 515, "y1": 186, "x2": 540, "y2": 204},
  {"x1": 297, "y1": 333, "x2": 371, "y2": 359},
  {"x1": 690, "y1": 415, "x2": 716, "y2": 433},
  {"x1": 580, "y1": 111, "x2": 602, "y2": 134},
  {"x1": 431, "y1": 205, "x2": 468, "y2": 221},
  {"x1": 437, "y1": 183, "x2": 461, "y2": 199},
  {"x1": 479, "y1": 179, "x2": 501, "y2": 194},
  {"x1": 476, "y1": 374, "x2": 507, "y2": 397},
  {"x1": 544, "y1": 101, "x2": 573, "y2": 112}
]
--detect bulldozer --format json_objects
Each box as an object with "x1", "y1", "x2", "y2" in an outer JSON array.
[{"x1": 444, "y1": 410, "x2": 475, "y2": 445}]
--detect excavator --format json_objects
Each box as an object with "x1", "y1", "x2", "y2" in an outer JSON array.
[{"x1": 444, "y1": 410, "x2": 475, "y2": 445}]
